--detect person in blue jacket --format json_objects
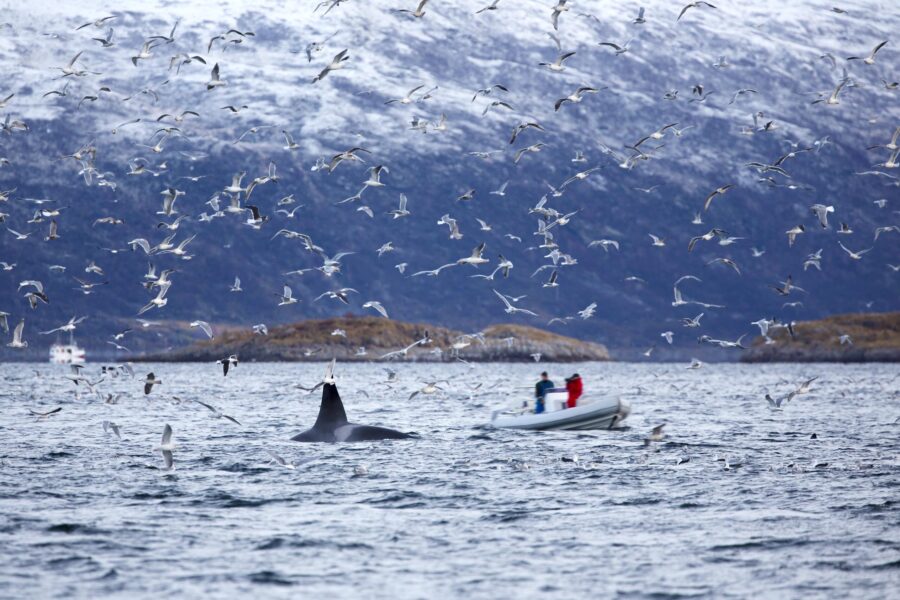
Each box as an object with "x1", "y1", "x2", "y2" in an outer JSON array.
[{"x1": 534, "y1": 372, "x2": 554, "y2": 414}]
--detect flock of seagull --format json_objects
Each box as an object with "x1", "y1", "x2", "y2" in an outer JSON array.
[{"x1": 0, "y1": 2, "x2": 898, "y2": 465}]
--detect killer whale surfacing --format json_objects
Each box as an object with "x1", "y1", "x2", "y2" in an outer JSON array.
[{"x1": 291, "y1": 382, "x2": 414, "y2": 443}]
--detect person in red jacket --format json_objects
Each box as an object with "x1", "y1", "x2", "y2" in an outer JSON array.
[{"x1": 565, "y1": 374, "x2": 583, "y2": 409}]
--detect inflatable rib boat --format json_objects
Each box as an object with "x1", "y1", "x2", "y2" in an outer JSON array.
[{"x1": 490, "y1": 388, "x2": 630, "y2": 431}]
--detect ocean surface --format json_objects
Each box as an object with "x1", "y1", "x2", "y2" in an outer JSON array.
[{"x1": 0, "y1": 361, "x2": 898, "y2": 599}]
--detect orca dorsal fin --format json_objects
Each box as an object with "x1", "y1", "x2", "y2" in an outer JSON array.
[{"x1": 314, "y1": 382, "x2": 348, "y2": 429}]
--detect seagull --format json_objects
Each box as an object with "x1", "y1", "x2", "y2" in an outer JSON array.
[
  {"x1": 644, "y1": 424, "x2": 665, "y2": 446},
  {"x1": 703, "y1": 184, "x2": 734, "y2": 211},
  {"x1": 673, "y1": 275, "x2": 723, "y2": 308},
  {"x1": 362, "y1": 300, "x2": 389, "y2": 318},
  {"x1": 76, "y1": 15, "x2": 117, "y2": 30},
  {"x1": 363, "y1": 165, "x2": 389, "y2": 189},
  {"x1": 6, "y1": 319, "x2": 26, "y2": 348},
  {"x1": 561, "y1": 167, "x2": 602, "y2": 189},
  {"x1": 794, "y1": 376, "x2": 818, "y2": 396},
  {"x1": 253, "y1": 324, "x2": 268, "y2": 335},
  {"x1": 677, "y1": 2, "x2": 717, "y2": 22},
  {"x1": 157, "y1": 424, "x2": 175, "y2": 470},
  {"x1": 847, "y1": 40, "x2": 888, "y2": 65},
  {"x1": 649, "y1": 234, "x2": 666, "y2": 247},
  {"x1": 688, "y1": 228, "x2": 727, "y2": 252},
  {"x1": 578, "y1": 303, "x2": 597, "y2": 319},
  {"x1": 315, "y1": 287, "x2": 358, "y2": 304},
  {"x1": 475, "y1": 218, "x2": 492, "y2": 232},
  {"x1": 661, "y1": 331, "x2": 674, "y2": 344},
  {"x1": 706, "y1": 257, "x2": 741, "y2": 275},
  {"x1": 681, "y1": 313, "x2": 704, "y2": 328},
  {"x1": 874, "y1": 226, "x2": 900, "y2": 242},
  {"x1": 276, "y1": 285, "x2": 298, "y2": 306},
  {"x1": 281, "y1": 130, "x2": 300, "y2": 151},
  {"x1": 634, "y1": 185, "x2": 660, "y2": 194},
  {"x1": 785, "y1": 225, "x2": 806, "y2": 247},
  {"x1": 395, "y1": 0, "x2": 429, "y2": 18},
  {"x1": 41, "y1": 315, "x2": 87, "y2": 335},
  {"x1": 457, "y1": 243, "x2": 489, "y2": 267},
  {"x1": 698, "y1": 334, "x2": 746, "y2": 349},
  {"x1": 765, "y1": 393, "x2": 791, "y2": 410},
  {"x1": 6, "y1": 228, "x2": 32, "y2": 240},
  {"x1": 550, "y1": 0, "x2": 569, "y2": 30},
  {"x1": 475, "y1": 0, "x2": 501, "y2": 14},
  {"x1": 770, "y1": 275, "x2": 805, "y2": 296},
  {"x1": 838, "y1": 241, "x2": 872, "y2": 260},
  {"x1": 542, "y1": 270, "x2": 559, "y2": 288},
  {"x1": 230, "y1": 277, "x2": 242, "y2": 292},
  {"x1": 554, "y1": 86, "x2": 602, "y2": 111},
  {"x1": 804, "y1": 249, "x2": 823, "y2": 271},
  {"x1": 589, "y1": 239, "x2": 619, "y2": 252},
  {"x1": 29, "y1": 406, "x2": 62, "y2": 418},
  {"x1": 598, "y1": 40, "x2": 632, "y2": 56},
  {"x1": 385, "y1": 84, "x2": 425, "y2": 105},
  {"x1": 492, "y1": 289, "x2": 538, "y2": 317},
  {"x1": 812, "y1": 77, "x2": 848, "y2": 106},
  {"x1": 488, "y1": 181, "x2": 510, "y2": 197},
  {"x1": 190, "y1": 320, "x2": 213, "y2": 338},
  {"x1": 409, "y1": 381, "x2": 444, "y2": 400},
  {"x1": 728, "y1": 88, "x2": 758, "y2": 105},
  {"x1": 102, "y1": 420, "x2": 121, "y2": 438},
  {"x1": 149, "y1": 20, "x2": 179, "y2": 44},
  {"x1": 58, "y1": 51, "x2": 88, "y2": 77},
  {"x1": 539, "y1": 51, "x2": 576, "y2": 73},
  {"x1": 509, "y1": 121, "x2": 545, "y2": 144},
  {"x1": 206, "y1": 63, "x2": 226, "y2": 90},
  {"x1": 810, "y1": 204, "x2": 835, "y2": 228},
  {"x1": 380, "y1": 337, "x2": 427, "y2": 360},
  {"x1": 388, "y1": 194, "x2": 410, "y2": 219},
  {"x1": 313, "y1": 49, "x2": 349, "y2": 83},
  {"x1": 633, "y1": 6, "x2": 646, "y2": 24},
  {"x1": 144, "y1": 373, "x2": 162, "y2": 395},
  {"x1": 472, "y1": 83, "x2": 509, "y2": 102},
  {"x1": 412, "y1": 263, "x2": 456, "y2": 277},
  {"x1": 131, "y1": 40, "x2": 157, "y2": 66},
  {"x1": 193, "y1": 399, "x2": 241, "y2": 425},
  {"x1": 92, "y1": 28, "x2": 115, "y2": 47},
  {"x1": 266, "y1": 450, "x2": 297, "y2": 470}
]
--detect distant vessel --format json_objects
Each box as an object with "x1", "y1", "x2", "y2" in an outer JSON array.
[{"x1": 49, "y1": 333, "x2": 86, "y2": 364}]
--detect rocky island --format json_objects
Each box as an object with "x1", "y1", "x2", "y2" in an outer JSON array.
[
  {"x1": 136, "y1": 316, "x2": 611, "y2": 363},
  {"x1": 742, "y1": 312, "x2": 900, "y2": 363}
]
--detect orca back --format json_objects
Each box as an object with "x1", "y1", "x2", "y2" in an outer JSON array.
[{"x1": 291, "y1": 382, "x2": 414, "y2": 443}]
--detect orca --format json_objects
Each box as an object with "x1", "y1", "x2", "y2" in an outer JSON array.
[{"x1": 291, "y1": 375, "x2": 414, "y2": 443}]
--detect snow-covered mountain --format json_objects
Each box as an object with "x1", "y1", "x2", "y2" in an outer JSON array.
[{"x1": 0, "y1": 0, "x2": 897, "y2": 359}]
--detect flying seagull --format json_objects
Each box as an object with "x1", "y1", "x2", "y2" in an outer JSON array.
[
  {"x1": 313, "y1": 49, "x2": 349, "y2": 83},
  {"x1": 677, "y1": 2, "x2": 717, "y2": 22}
]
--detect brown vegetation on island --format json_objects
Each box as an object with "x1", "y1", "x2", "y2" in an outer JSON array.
[
  {"x1": 137, "y1": 316, "x2": 611, "y2": 363},
  {"x1": 742, "y1": 312, "x2": 900, "y2": 362}
]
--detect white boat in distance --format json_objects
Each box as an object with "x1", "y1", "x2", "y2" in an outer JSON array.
[
  {"x1": 491, "y1": 388, "x2": 630, "y2": 431},
  {"x1": 49, "y1": 333, "x2": 86, "y2": 364}
]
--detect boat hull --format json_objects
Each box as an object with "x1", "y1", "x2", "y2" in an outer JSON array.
[{"x1": 491, "y1": 397, "x2": 630, "y2": 431}]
